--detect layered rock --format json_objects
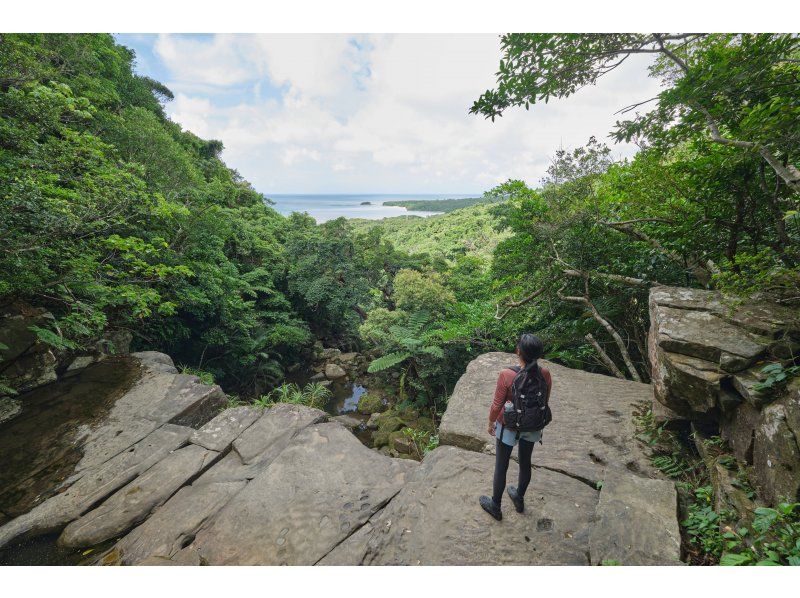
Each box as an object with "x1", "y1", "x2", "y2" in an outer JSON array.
[
  {"x1": 2, "y1": 348, "x2": 683, "y2": 566},
  {"x1": 648, "y1": 286, "x2": 800, "y2": 505},
  {"x1": 0, "y1": 352, "x2": 227, "y2": 549}
]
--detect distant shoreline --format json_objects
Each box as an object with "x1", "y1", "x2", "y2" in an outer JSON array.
[{"x1": 383, "y1": 196, "x2": 499, "y2": 213}]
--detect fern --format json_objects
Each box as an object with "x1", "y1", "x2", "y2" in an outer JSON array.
[
  {"x1": 420, "y1": 345, "x2": 444, "y2": 358},
  {"x1": 368, "y1": 351, "x2": 410, "y2": 373},
  {"x1": 28, "y1": 325, "x2": 77, "y2": 350}
]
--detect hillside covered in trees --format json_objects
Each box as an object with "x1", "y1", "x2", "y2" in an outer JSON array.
[
  {"x1": 1, "y1": 32, "x2": 799, "y2": 567},
  {"x1": 2, "y1": 32, "x2": 799, "y2": 401}
]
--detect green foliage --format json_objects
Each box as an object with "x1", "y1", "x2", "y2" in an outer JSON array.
[
  {"x1": 350, "y1": 202, "x2": 510, "y2": 263},
  {"x1": 682, "y1": 486, "x2": 728, "y2": 559},
  {"x1": 382, "y1": 196, "x2": 501, "y2": 213},
  {"x1": 600, "y1": 559, "x2": 621, "y2": 566},
  {"x1": 393, "y1": 269, "x2": 455, "y2": 316},
  {"x1": 401, "y1": 427, "x2": 439, "y2": 458},
  {"x1": 179, "y1": 365, "x2": 215, "y2": 386},
  {"x1": 752, "y1": 362, "x2": 800, "y2": 395},
  {"x1": 255, "y1": 382, "x2": 332, "y2": 410},
  {"x1": 0, "y1": 34, "x2": 316, "y2": 396},
  {"x1": 652, "y1": 453, "x2": 695, "y2": 479},
  {"x1": 721, "y1": 503, "x2": 800, "y2": 566}
]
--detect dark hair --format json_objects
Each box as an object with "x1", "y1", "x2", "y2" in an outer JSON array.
[{"x1": 516, "y1": 333, "x2": 544, "y2": 371}]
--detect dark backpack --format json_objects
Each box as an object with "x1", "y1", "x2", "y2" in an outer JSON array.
[{"x1": 502, "y1": 364, "x2": 552, "y2": 433}]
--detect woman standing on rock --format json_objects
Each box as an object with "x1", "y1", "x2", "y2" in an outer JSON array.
[{"x1": 479, "y1": 334, "x2": 552, "y2": 521}]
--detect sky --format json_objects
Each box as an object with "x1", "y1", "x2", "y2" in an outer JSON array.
[{"x1": 115, "y1": 34, "x2": 662, "y2": 195}]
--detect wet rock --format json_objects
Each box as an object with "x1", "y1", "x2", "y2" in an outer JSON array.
[
  {"x1": 184, "y1": 422, "x2": 415, "y2": 565},
  {"x1": 59, "y1": 444, "x2": 218, "y2": 548},
  {"x1": 324, "y1": 363, "x2": 347, "y2": 380},
  {"x1": 0, "y1": 423, "x2": 191, "y2": 549},
  {"x1": 73, "y1": 359, "x2": 224, "y2": 473},
  {"x1": 309, "y1": 372, "x2": 326, "y2": 382},
  {"x1": 0, "y1": 304, "x2": 59, "y2": 393},
  {"x1": 331, "y1": 414, "x2": 362, "y2": 430},
  {"x1": 589, "y1": 470, "x2": 681, "y2": 565},
  {"x1": 190, "y1": 406, "x2": 261, "y2": 452},
  {"x1": 366, "y1": 412, "x2": 381, "y2": 430},
  {"x1": 320, "y1": 446, "x2": 596, "y2": 565},
  {"x1": 0, "y1": 397, "x2": 22, "y2": 425},
  {"x1": 439, "y1": 353, "x2": 654, "y2": 485}
]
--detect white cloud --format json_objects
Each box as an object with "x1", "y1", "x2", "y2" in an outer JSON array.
[{"x1": 152, "y1": 34, "x2": 662, "y2": 193}]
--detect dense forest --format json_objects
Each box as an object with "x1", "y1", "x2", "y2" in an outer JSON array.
[{"x1": 1, "y1": 33, "x2": 798, "y2": 409}]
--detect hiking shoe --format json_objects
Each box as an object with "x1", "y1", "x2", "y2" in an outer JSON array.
[
  {"x1": 479, "y1": 495, "x2": 502, "y2": 521},
  {"x1": 507, "y1": 485, "x2": 524, "y2": 513}
]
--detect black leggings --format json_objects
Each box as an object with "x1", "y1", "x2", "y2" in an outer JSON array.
[{"x1": 492, "y1": 437, "x2": 535, "y2": 505}]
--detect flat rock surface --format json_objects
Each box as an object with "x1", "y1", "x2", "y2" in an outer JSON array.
[
  {"x1": 0, "y1": 423, "x2": 191, "y2": 549},
  {"x1": 320, "y1": 445, "x2": 597, "y2": 565},
  {"x1": 185, "y1": 422, "x2": 415, "y2": 565},
  {"x1": 59, "y1": 444, "x2": 218, "y2": 548},
  {"x1": 190, "y1": 406, "x2": 261, "y2": 452},
  {"x1": 439, "y1": 352, "x2": 655, "y2": 485},
  {"x1": 589, "y1": 470, "x2": 681, "y2": 565},
  {"x1": 115, "y1": 481, "x2": 246, "y2": 565}
]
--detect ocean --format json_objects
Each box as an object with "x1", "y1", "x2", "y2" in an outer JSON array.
[{"x1": 266, "y1": 194, "x2": 478, "y2": 223}]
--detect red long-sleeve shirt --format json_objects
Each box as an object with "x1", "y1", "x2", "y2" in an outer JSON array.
[{"x1": 489, "y1": 366, "x2": 552, "y2": 425}]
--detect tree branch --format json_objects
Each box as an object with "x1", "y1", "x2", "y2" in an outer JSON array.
[
  {"x1": 494, "y1": 287, "x2": 546, "y2": 320},
  {"x1": 585, "y1": 333, "x2": 626, "y2": 379},
  {"x1": 557, "y1": 283, "x2": 643, "y2": 382}
]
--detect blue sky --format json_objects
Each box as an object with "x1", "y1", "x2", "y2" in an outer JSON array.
[{"x1": 114, "y1": 34, "x2": 660, "y2": 195}]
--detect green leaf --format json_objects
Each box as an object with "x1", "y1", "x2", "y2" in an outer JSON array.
[
  {"x1": 720, "y1": 553, "x2": 752, "y2": 566},
  {"x1": 367, "y1": 352, "x2": 411, "y2": 373}
]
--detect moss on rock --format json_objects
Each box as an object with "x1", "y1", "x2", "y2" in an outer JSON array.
[{"x1": 357, "y1": 392, "x2": 386, "y2": 415}]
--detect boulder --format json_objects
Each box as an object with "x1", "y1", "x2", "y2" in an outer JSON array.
[
  {"x1": 190, "y1": 406, "x2": 261, "y2": 452},
  {"x1": 357, "y1": 392, "x2": 386, "y2": 415},
  {"x1": 648, "y1": 286, "x2": 799, "y2": 417},
  {"x1": 320, "y1": 348, "x2": 341, "y2": 361},
  {"x1": 0, "y1": 305, "x2": 58, "y2": 393},
  {"x1": 439, "y1": 353, "x2": 655, "y2": 485},
  {"x1": 588, "y1": 470, "x2": 681, "y2": 565},
  {"x1": 338, "y1": 352, "x2": 359, "y2": 364},
  {"x1": 320, "y1": 446, "x2": 597, "y2": 565},
  {"x1": 324, "y1": 363, "x2": 347, "y2": 380},
  {"x1": 650, "y1": 348, "x2": 724, "y2": 415},
  {"x1": 366, "y1": 412, "x2": 381, "y2": 430},
  {"x1": 753, "y1": 398, "x2": 800, "y2": 505},
  {"x1": 59, "y1": 444, "x2": 218, "y2": 548},
  {"x1": 183, "y1": 422, "x2": 416, "y2": 565}
]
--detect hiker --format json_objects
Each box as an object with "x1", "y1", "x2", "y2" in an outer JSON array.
[{"x1": 479, "y1": 333, "x2": 552, "y2": 521}]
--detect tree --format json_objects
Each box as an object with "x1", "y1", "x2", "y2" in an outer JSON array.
[{"x1": 471, "y1": 34, "x2": 800, "y2": 194}]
